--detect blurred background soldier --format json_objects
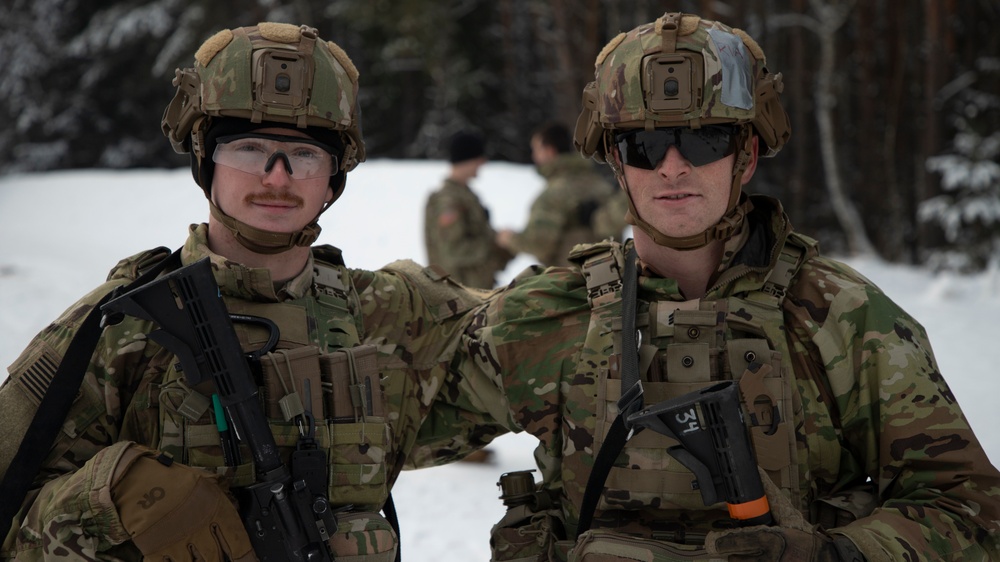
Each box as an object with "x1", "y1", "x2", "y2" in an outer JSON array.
[
  {"x1": 497, "y1": 121, "x2": 627, "y2": 267},
  {"x1": 424, "y1": 130, "x2": 512, "y2": 288}
]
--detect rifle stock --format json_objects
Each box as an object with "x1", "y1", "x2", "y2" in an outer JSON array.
[
  {"x1": 626, "y1": 380, "x2": 773, "y2": 526},
  {"x1": 103, "y1": 257, "x2": 339, "y2": 561}
]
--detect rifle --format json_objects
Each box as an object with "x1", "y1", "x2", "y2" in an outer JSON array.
[
  {"x1": 626, "y1": 380, "x2": 773, "y2": 526},
  {"x1": 103, "y1": 257, "x2": 340, "y2": 561}
]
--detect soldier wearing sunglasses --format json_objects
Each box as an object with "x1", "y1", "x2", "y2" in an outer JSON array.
[{"x1": 422, "y1": 12, "x2": 1000, "y2": 562}]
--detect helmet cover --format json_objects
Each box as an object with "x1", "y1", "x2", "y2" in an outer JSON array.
[{"x1": 575, "y1": 13, "x2": 789, "y2": 162}]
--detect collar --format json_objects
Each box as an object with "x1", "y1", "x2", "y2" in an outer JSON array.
[
  {"x1": 630, "y1": 195, "x2": 792, "y2": 299},
  {"x1": 182, "y1": 223, "x2": 317, "y2": 302}
]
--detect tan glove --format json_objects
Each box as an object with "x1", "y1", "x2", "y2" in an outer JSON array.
[
  {"x1": 110, "y1": 444, "x2": 256, "y2": 562},
  {"x1": 704, "y1": 468, "x2": 865, "y2": 562},
  {"x1": 706, "y1": 525, "x2": 842, "y2": 561}
]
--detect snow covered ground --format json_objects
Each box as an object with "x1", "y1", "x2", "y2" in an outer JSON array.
[{"x1": 1, "y1": 161, "x2": 998, "y2": 560}]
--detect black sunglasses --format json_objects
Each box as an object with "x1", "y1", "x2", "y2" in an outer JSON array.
[{"x1": 615, "y1": 125, "x2": 738, "y2": 169}]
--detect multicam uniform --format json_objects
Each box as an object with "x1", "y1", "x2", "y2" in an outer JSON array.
[
  {"x1": 424, "y1": 178, "x2": 511, "y2": 289},
  {"x1": 444, "y1": 196, "x2": 1000, "y2": 561},
  {"x1": 0, "y1": 224, "x2": 505, "y2": 561},
  {"x1": 508, "y1": 155, "x2": 625, "y2": 267}
]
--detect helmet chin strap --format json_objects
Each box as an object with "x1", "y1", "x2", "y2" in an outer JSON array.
[
  {"x1": 208, "y1": 197, "x2": 333, "y2": 255},
  {"x1": 609, "y1": 126, "x2": 754, "y2": 251}
]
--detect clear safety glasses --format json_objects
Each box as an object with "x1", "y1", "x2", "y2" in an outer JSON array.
[
  {"x1": 213, "y1": 133, "x2": 339, "y2": 180},
  {"x1": 615, "y1": 125, "x2": 737, "y2": 169}
]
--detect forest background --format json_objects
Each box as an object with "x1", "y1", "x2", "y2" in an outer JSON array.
[{"x1": 1, "y1": 0, "x2": 999, "y2": 269}]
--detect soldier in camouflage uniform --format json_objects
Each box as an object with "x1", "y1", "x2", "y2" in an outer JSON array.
[
  {"x1": 426, "y1": 12, "x2": 1000, "y2": 562},
  {"x1": 424, "y1": 131, "x2": 513, "y2": 289},
  {"x1": 497, "y1": 122, "x2": 626, "y2": 267},
  {"x1": 0, "y1": 23, "x2": 505, "y2": 561}
]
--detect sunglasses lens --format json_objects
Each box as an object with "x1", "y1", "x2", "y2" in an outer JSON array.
[
  {"x1": 617, "y1": 130, "x2": 671, "y2": 170},
  {"x1": 616, "y1": 126, "x2": 736, "y2": 169}
]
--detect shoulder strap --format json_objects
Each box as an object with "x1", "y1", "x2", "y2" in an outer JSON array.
[
  {"x1": 576, "y1": 246, "x2": 642, "y2": 537},
  {"x1": 0, "y1": 249, "x2": 181, "y2": 533}
]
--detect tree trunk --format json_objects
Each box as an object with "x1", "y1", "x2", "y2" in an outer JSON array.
[{"x1": 811, "y1": 0, "x2": 879, "y2": 257}]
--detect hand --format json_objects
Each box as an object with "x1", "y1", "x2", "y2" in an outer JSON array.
[
  {"x1": 704, "y1": 467, "x2": 866, "y2": 561},
  {"x1": 110, "y1": 444, "x2": 256, "y2": 562},
  {"x1": 496, "y1": 228, "x2": 515, "y2": 251}
]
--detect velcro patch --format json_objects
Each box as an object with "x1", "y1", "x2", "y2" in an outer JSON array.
[{"x1": 10, "y1": 339, "x2": 62, "y2": 406}]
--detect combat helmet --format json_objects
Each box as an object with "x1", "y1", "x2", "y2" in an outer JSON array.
[
  {"x1": 574, "y1": 13, "x2": 790, "y2": 250},
  {"x1": 161, "y1": 22, "x2": 366, "y2": 254}
]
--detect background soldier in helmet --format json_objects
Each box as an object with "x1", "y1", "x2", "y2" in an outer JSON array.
[
  {"x1": 497, "y1": 121, "x2": 628, "y2": 267},
  {"x1": 423, "y1": 12, "x2": 1000, "y2": 562},
  {"x1": 0, "y1": 23, "x2": 506, "y2": 561},
  {"x1": 424, "y1": 130, "x2": 512, "y2": 289}
]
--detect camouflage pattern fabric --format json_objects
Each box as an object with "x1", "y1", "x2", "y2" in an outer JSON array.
[
  {"x1": 163, "y1": 22, "x2": 366, "y2": 170},
  {"x1": 509, "y1": 154, "x2": 626, "y2": 267},
  {"x1": 590, "y1": 189, "x2": 630, "y2": 250},
  {"x1": 424, "y1": 178, "x2": 511, "y2": 289},
  {"x1": 432, "y1": 195, "x2": 1000, "y2": 561},
  {"x1": 592, "y1": 14, "x2": 763, "y2": 131},
  {"x1": 0, "y1": 224, "x2": 507, "y2": 561}
]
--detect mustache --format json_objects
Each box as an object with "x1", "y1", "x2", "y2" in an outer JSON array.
[{"x1": 244, "y1": 192, "x2": 304, "y2": 206}]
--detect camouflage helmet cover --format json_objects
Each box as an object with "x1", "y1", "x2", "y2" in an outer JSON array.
[
  {"x1": 575, "y1": 13, "x2": 790, "y2": 162},
  {"x1": 162, "y1": 22, "x2": 366, "y2": 174}
]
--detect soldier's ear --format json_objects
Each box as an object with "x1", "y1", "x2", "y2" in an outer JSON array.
[{"x1": 740, "y1": 136, "x2": 760, "y2": 186}]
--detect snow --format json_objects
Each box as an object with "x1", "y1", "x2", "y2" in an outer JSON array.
[{"x1": 2, "y1": 161, "x2": 999, "y2": 560}]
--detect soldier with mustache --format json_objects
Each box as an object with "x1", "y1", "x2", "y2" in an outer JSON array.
[{"x1": 0, "y1": 22, "x2": 507, "y2": 562}]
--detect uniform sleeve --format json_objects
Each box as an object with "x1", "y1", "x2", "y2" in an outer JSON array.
[
  {"x1": 0, "y1": 281, "x2": 150, "y2": 560},
  {"x1": 428, "y1": 268, "x2": 590, "y2": 480},
  {"x1": 793, "y1": 260, "x2": 1000, "y2": 561},
  {"x1": 355, "y1": 265, "x2": 513, "y2": 473}
]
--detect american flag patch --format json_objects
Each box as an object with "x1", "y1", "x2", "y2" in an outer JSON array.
[{"x1": 17, "y1": 351, "x2": 59, "y2": 404}]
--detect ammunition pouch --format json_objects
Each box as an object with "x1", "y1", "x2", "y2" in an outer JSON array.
[{"x1": 570, "y1": 530, "x2": 712, "y2": 562}]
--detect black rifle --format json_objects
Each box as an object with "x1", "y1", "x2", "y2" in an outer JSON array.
[
  {"x1": 103, "y1": 257, "x2": 339, "y2": 562},
  {"x1": 626, "y1": 380, "x2": 773, "y2": 526}
]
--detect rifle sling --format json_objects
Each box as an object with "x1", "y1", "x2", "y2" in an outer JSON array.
[{"x1": 0, "y1": 249, "x2": 181, "y2": 535}]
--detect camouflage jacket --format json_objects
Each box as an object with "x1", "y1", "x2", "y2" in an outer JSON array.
[
  {"x1": 448, "y1": 196, "x2": 1000, "y2": 561},
  {"x1": 510, "y1": 155, "x2": 625, "y2": 267},
  {"x1": 0, "y1": 224, "x2": 506, "y2": 561},
  {"x1": 424, "y1": 178, "x2": 511, "y2": 289}
]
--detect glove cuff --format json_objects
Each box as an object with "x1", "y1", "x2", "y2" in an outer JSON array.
[{"x1": 84, "y1": 440, "x2": 140, "y2": 546}]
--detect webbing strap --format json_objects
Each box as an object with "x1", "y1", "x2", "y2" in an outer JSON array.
[
  {"x1": 576, "y1": 415, "x2": 631, "y2": 536},
  {"x1": 577, "y1": 246, "x2": 643, "y2": 537},
  {"x1": 618, "y1": 247, "x2": 643, "y2": 424},
  {"x1": 0, "y1": 249, "x2": 181, "y2": 534}
]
